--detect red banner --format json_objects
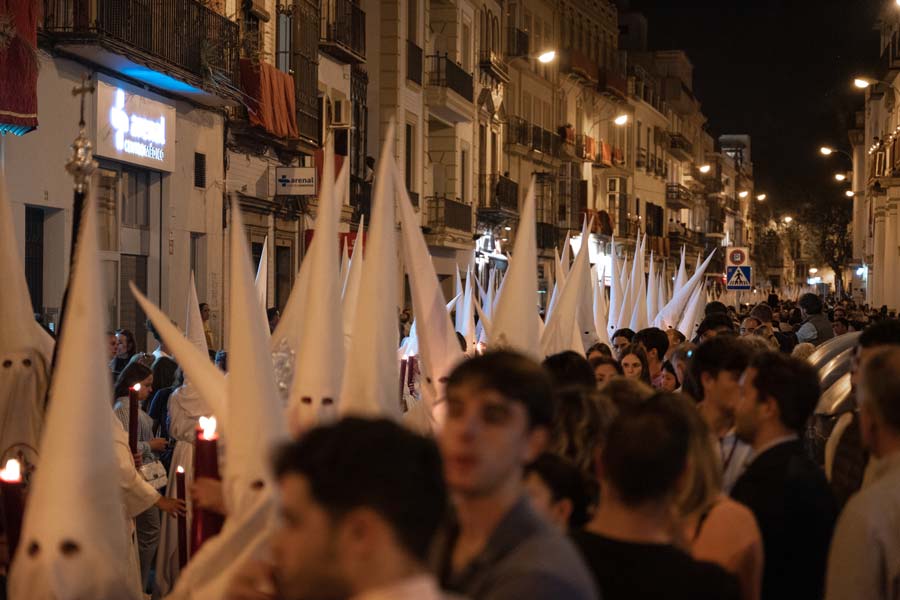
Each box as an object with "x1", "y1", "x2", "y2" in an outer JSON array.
[{"x1": 0, "y1": 0, "x2": 39, "y2": 135}]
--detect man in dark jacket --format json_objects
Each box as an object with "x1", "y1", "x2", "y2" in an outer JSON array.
[
  {"x1": 797, "y1": 293, "x2": 835, "y2": 346},
  {"x1": 733, "y1": 352, "x2": 837, "y2": 600}
]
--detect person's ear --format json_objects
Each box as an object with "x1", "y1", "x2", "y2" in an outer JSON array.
[
  {"x1": 551, "y1": 498, "x2": 573, "y2": 529},
  {"x1": 700, "y1": 371, "x2": 714, "y2": 392},
  {"x1": 524, "y1": 426, "x2": 549, "y2": 462}
]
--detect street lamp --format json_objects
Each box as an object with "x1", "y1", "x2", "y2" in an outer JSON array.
[
  {"x1": 809, "y1": 267, "x2": 819, "y2": 275},
  {"x1": 738, "y1": 190, "x2": 749, "y2": 198},
  {"x1": 756, "y1": 193, "x2": 767, "y2": 201},
  {"x1": 613, "y1": 114, "x2": 628, "y2": 126},
  {"x1": 819, "y1": 146, "x2": 853, "y2": 160},
  {"x1": 783, "y1": 216, "x2": 793, "y2": 224},
  {"x1": 854, "y1": 76, "x2": 891, "y2": 89},
  {"x1": 699, "y1": 164, "x2": 711, "y2": 174},
  {"x1": 538, "y1": 50, "x2": 556, "y2": 63},
  {"x1": 834, "y1": 173, "x2": 847, "y2": 182},
  {"x1": 845, "y1": 190, "x2": 856, "y2": 198}
]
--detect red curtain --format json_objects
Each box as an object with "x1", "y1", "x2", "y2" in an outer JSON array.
[{"x1": 240, "y1": 58, "x2": 299, "y2": 139}]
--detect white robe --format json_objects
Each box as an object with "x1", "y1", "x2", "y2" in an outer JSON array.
[
  {"x1": 155, "y1": 384, "x2": 217, "y2": 596},
  {"x1": 0, "y1": 348, "x2": 48, "y2": 467},
  {"x1": 111, "y1": 411, "x2": 160, "y2": 596}
]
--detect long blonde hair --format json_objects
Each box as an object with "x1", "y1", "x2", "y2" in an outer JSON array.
[{"x1": 665, "y1": 395, "x2": 723, "y2": 522}]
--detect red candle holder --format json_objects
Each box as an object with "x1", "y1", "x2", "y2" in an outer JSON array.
[
  {"x1": 191, "y1": 417, "x2": 224, "y2": 554},
  {"x1": 176, "y1": 466, "x2": 188, "y2": 568},
  {"x1": 0, "y1": 459, "x2": 25, "y2": 565}
]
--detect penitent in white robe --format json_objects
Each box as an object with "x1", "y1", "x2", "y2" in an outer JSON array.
[
  {"x1": 0, "y1": 348, "x2": 48, "y2": 467},
  {"x1": 155, "y1": 384, "x2": 219, "y2": 596},
  {"x1": 111, "y1": 410, "x2": 160, "y2": 597}
]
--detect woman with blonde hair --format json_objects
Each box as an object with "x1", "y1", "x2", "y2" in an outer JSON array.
[{"x1": 667, "y1": 394, "x2": 763, "y2": 600}]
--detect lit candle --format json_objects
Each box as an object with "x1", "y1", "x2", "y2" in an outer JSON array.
[
  {"x1": 128, "y1": 383, "x2": 141, "y2": 456},
  {"x1": 176, "y1": 466, "x2": 187, "y2": 569},
  {"x1": 191, "y1": 417, "x2": 224, "y2": 554},
  {"x1": 0, "y1": 459, "x2": 25, "y2": 563}
]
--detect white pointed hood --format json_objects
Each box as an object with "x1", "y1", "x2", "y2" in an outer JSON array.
[
  {"x1": 657, "y1": 263, "x2": 668, "y2": 313},
  {"x1": 489, "y1": 177, "x2": 540, "y2": 360},
  {"x1": 674, "y1": 246, "x2": 687, "y2": 297},
  {"x1": 341, "y1": 215, "x2": 365, "y2": 345},
  {"x1": 575, "y1": 224, "x2": 599, "y2": 349},
  {"x1": 541, "y1": 218, "x2": 591, "y2": 356},
  {"x1": 394, "y1": 160, "x2": 464, "y2": 427},
  {"x1": 339, "y1": 237, "x2": 350, "y2": 292},
  {"x1": 10, "y1": 186, "x2": 137, "y2": 600},
  {"x1": 559, "y1": 230, "x2": 572, "y2": 278},
  {"x1": 186, "y1": 271, "x2": 210, "y2": 359},
  {"x1": 223, "y1": 196, "x2": 289, "y2": 517},
  {"x1": 132, "y1": 285, "x2": 225, "y2": 420},
  {"x1": 615, "y1": 250, "x2": 633, "y2": 331},
  {"x1": 339, "y1": 121, "x2": 401, "y2": 419},
  {"x1": 677, "y1": 279, "x2": 707, "y2": 339},
  {"x1": 545, "y1": 247, "x2": 565, "y2": 321},
  {"x1": 654, "y1": 250, "x2": 716, "y2": 330},
  {"x1": 0, "y1": 153, "x2": 53, "y2": 362},
  {"x1": 254, "y1": 236, "x2": 268, "y2": 312},
  {"x1": 629, "y1": 234, "x2": 649, "y2": 331},
  {"x1": 288, "y1": 137, "x2": 347, "y2": 432},
  {"x1": 646, "y1": 252, "x2": 659, "y2": 327},
  {"x1": 460, "y1": 265, "x2": 477, "y2": 351},
  {"x1": 593, "y1": 266, "x2": 612, "y2": 348},
  {"x1": 453, "y1": 265, "x2": 464, "y2": 332},
  {"x1": 607, "y1": 238, "x2": 622, "y2": 339}
]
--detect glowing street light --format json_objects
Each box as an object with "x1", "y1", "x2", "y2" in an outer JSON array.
[
  {"x1": 738, "y1": 190, "x2": 749, "y2": 198},
  {"x1": 854, "y1": 78, "x2": 872, "y2": 89},
  {"x1": 756, "y1": 193, "x2": 767, "y2": 201},
  {"x1": 820, "y1": 146, "x2": 835, "y2": 156},
  {"x1": 699, "y1": 164, "x2": 711, "y2": 174},
  {"x1": 845, "y1": 190, "x2": 855, "y2": 198},
  {"x1": 809, "y1": 267, "x2": 819, "y2": 275},
  {"x1": 834, "y1": 173, "x2": 847, "y2": 182},
  {"x1": 613, "y1": 114, "x2": 629, "y2": 126},
  {"x1": 538, "y1": 50, "x2": 556, "y2": 63},
  {"x1": 783, "y1": 216, "x2": 793, "y2": 224}
]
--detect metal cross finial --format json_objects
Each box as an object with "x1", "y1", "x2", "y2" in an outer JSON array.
[
  {"x1": 71, "y1": 74, "x2": 95, "y2": 128},
  {"x1": 65, "y1": 73, "x2": 97, "y2": 193}
]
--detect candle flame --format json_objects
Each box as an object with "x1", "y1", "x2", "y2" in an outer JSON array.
[
  {"x1": 0, "y1": 459, "x2": 22, "y2": 483},
  {"x1": 176, "y1": 465, "x2": 185, "y2": 474},
  {"x1": 199, "y1": 416, "x2": 217, "y2": 440},
  {"x1": 132, "y1": 383, "x2": 142, "y2": 392}
]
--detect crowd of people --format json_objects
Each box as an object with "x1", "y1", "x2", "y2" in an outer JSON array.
[{"x1": 92, "y1": 287, "x2": 900, "y2": 600}]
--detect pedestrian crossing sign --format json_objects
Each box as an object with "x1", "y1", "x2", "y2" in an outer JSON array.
[{"x1": 726, "y1": 266, "x2": 752, "y2": 290}]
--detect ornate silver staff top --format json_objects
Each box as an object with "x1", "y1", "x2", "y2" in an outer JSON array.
[{"x1": 65, "y1": 74, "x2": 98, "y2": 193}]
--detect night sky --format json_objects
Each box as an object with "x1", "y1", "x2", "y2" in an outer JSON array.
[{"x1": 621, "y1": 0, "x2": 883, "y2": 212}]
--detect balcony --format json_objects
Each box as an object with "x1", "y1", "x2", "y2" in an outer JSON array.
[
  {"x1": 478, "y1": 174, "x2": 519, "y2": 225},
  {"x1": 725, "y1": 196, "x2": 740, "y2": 213},
  {"x1": 426, "y1": 54, "x2": 473, "y2": 123},
  {"x1": 669, "y1": 132, "x2": 693, "y2": 161},
  {"x1": 560, "y1": 48, "x2": 598, "y2": 82},
  {"x1": 319, "y1": 0, "x2": 365, "y2": 64},
  {"x1": 666, "y1": 184, "x2": 693, "y2": 210},
  {"x1": 426, "y1": 195, "x2": 473, "y2": 233},
  {"x1": 574, "y1": 134, "x2": 595, "y2": 162},
  {"x1": 598, "y1": 65, "x2": 628, "y2": 100},
  {"x1": 506, "y1": 27, "x2": 529, "y2": 59},
  {"x1": 479, "y1": 49, "x2": 509, "y2": 83},
  {"x1": 668, "y1": 226, "x2": 704, "y2": 253},
  {"x1": 41, "y1": 0, "x2": 240, "y2": 107},
  {"x1": 407, "y1": 39, "x2": 423, "y2": 85},
  {"x1": 506, "y1": 115, "x2": 531, "y2": 147},
  {"x1": 593, "y1": 141, "x2": 614, "y2": 168}
]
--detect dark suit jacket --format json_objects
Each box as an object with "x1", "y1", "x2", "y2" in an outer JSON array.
[{"x1": 731, "y1": 439, "x2": 837, "y2": 600}]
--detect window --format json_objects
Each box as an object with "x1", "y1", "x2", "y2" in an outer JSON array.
[
  {"x1": 122, "y1": 168, "x2": 150, "y2": 230},
  {"x1": 408, "y1": 0, "x2": 417, "y2": 43},
  {"x1": 276, "y1": 8, "x2": 293, "y2": 73},
  {"x1": 241, "y1": 11, "x2": 262, "y2": 59},
  {"x1": 97, "y1": 168, "x2": 119, "y2": 252},
  {"x1": 24, "y1": 207, "x2": 43, "y2": 313},
  {"x1": 194, "y1": 152, "x2": 207, "y2": 189},
  {"x1": 405, "y1": 122, "x2": 415, "y2": 192}
]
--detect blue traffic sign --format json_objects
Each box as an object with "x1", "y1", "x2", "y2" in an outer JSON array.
[{"x1": 726, "y1": 266, "x2": 752, "y2": 290}]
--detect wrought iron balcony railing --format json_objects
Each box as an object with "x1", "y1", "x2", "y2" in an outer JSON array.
[
  {"x1": 319, "y1": 0, "x2": 365, "y2": 63},
  {"x1": 427, "y1": 54, "x2": 474, "y2": 102}
]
